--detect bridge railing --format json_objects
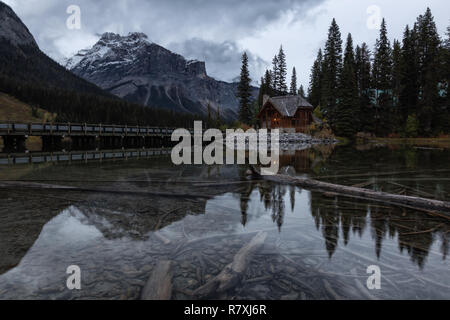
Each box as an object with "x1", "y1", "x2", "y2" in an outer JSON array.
[{"x1": 0, "y1": 121, "x2": 189, "y2": 136}]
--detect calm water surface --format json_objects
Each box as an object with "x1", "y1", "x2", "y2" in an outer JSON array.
[{"x1": 0, "y1": 144, "x2": 449, "y2": 300}]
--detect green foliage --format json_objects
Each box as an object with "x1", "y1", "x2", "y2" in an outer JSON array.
[
  {"x1": 309, "y1": 8, "x2": 448, "y2": 138},
  {"x1": 334, "y1": 33, "x2": 359, "y2": 138},
  {"x1": 321, "y1": 18, "x2": 342, "y2": 124},
  {"x1": 399, "y1": 24, "x2": 419, "y2": 124},
  {"x1": 250, "y1": 100, "x2": 260, "y2": 128},
  {"x1": 298, "y1": 85, "x2": 305, "y2": 97},
  {"x1": 313, "y1": 106, "x2": 324, "y2": 120},
  {"x1": 277, "y1": 46, "x2": 288, "y2": 94},
  {"x1": 415, "y1": 8, "x2": 442, "y2": 135},
  {"x1": 308, "y1": 49, "x2": 323, "y2": 107},
  {"x1": 405, "y1": 114, "x2": 419, "y2": 137},
  {"x1": 355, "y1": 43, "x2": 374, "y2": 133},
  {"x1": 290, "y1": 67, "x2": 297, "y2": 95},
  {"x1": 237, "y1": 52, "x2": 253, "y2": 125},
  {"x1": 372, "y1": 18, "x2": 393, "y2": 136}
]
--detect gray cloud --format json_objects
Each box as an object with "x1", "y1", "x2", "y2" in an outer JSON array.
[
  {"x1": 3, "y1": 0, "x2": 325, "y2": 81},
  {"x1": 169, "y1": 38, "x2": 268, "y2": 83},
  {"x1": 6, "y1": 0, "x2": 448, "y2": 87}
]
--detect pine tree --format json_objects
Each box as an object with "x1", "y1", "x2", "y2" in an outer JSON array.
[
  {"x1": 415, "y1": 8, "x2": 441, "y2": 135},
  {"x1": 392, "y1": 39, "x2": 402, "y2": 127},
  {"x1": 372, "y1": 18, "x2": 393, "y2": 136},
  {"x1": 399, "y1": 24, "x2": 419, "y2": 124},
  {"x1": 290, "y1": 67, "x2": 297, "y2": 95},
  {"x1": 298, "y1": 85, "x2": 305, "y2": 97},
  {"x1": 207, "y1": 102, "x2": 212, "y2": 127},
  {"x1": 277, "y1": 46, "x2": 288, "y2": 94},
  {"x1": 308, "y1": 48, "x2": 323, "y2": 107},
  {"x1": 441, "y1": 25, "x2": 450, "y2": 132},
  {"x1": 271, "y1": 55, "x2": 280, "y2": 92},
  {"x1": 264, "y1": 69, "x2": 273, "y2": 96},
  {"x1": 216, "y1": 106, "x2": 222, "y2": 127},
  {"x1": 335, "y1": 33, "x2": 359, "y2": 138},
  {"x1": 321, "y1": 18, "x2": 343, "y2": 126},
  {"x1": 355, "y1": 43, "x2": 374, "y2": 132},
  {"x1": 237, "y1": 52, "x2": 252, "y2": 124},
  {"x1": 257, "y1": 76, "x2": 266, "y2": 107}
]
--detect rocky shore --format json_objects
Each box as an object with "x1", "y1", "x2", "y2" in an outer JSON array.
[
  {"x1": 278, "y1": 133, "x2": 338, "y2": 150},
  {"x1": 232, "y1": 133, "x2": 338, "y2": 150}
]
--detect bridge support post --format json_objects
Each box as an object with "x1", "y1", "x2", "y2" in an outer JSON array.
[
  {"x1": 42, "y1": 136, "x2": 62, "y2": 151},
  {"x1": 2, "y1": 135, "x2": 26, "y2": 152}
]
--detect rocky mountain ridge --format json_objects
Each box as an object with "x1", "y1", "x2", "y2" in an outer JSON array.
[{"x1": 66, "y1": 32, "x2": 258, "y2": 121}]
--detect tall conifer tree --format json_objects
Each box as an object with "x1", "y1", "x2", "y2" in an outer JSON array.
[
  {"x1": 355, "y1": 43, "x2": 373, "y2": 132},
  {"x1": 321, "y1": 18, "x2": 343, "y2": 125},
  {"x1": 290, "y1": 67, "x2": 298, "y2": 95},
  {"x1": 308, "y1": 48, "x2": 323, "y2": 107},
  {"x1": 298, "y1": 85, "x2": 305, "y2": 97},
  {"x1": 335, "y1": 33, "x2": 359, "y2": 138},
  {"x1": 237, "y1": 52, "x2": 252, "y2": 124},
  {"x1": 372, "y1": 18, "x2": 393, "y2": 135},
  {"x1": 277, "y1": 46, "x2": 288, "y2": 94},
  {"x1": 271, "y1": 55, "x2": 280, "y2": 92},
  {"x1": 392, "y1": 39, "x2": 402, "y2": 127},
  {"x1": 399, "y1": 24, "x2": 419, "y2": 124},
  {"x1": 415, "y1": 8, "x2": 441, "y2": 134}
]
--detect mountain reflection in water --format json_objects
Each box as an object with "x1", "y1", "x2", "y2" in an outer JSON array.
[{"x1": 0, "y1": 144, "x2": 448, "y2": 299}]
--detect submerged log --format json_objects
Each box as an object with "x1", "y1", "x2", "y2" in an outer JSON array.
[
  {"x1": 141, "y1": 260, "x2": 173, "y2": 300},
  {"x1": 0, "y1": 181, "x2": 211, "y2": 199},
  {"x1": 250, "y1": 166, "x2": 450, "y2": 219},
  {"x1": 193, "y1": 231, "x2": 267, "y2": 298}
]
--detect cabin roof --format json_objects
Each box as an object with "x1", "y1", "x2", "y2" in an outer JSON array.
[{"x1": 261, "y1": 95, "x2": 313, "y2": 117}]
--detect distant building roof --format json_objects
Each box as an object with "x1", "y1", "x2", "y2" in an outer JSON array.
[{"x1": 261, "y1": 95, "x2": 313, "y2": 117}]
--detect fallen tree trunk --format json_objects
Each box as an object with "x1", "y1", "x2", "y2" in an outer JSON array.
[
  {"x1": 141, "y1": 260, "x2": 173, "y2": 300},
  {"x1": 193, "y1": 231, "x2": 267, "y2": 298},
  {"x1": 0, "y1": 181, "x2": 211, "y2": 199},
  {"x1": 250, "y1": 166, "x2": 450, "y2": 219}
]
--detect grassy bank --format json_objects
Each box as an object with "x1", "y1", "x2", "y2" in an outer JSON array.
[
  {"x1": 0, "y1": 92, "x2": 52, "y2": 122},
  {"x1": 0, "y1": 92, "x2": 51, "y2": 151}
]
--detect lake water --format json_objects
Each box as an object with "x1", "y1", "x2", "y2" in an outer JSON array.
[{"x1": 0, "y1": 144, "x2": 449, "y2": 300}]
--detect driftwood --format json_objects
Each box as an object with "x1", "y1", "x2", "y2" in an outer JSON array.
[
  {"x1": 313, "y1": 169, "x2": 450, "y2": 180},
  {"x1": 141, "y1": 260, "x2": 173, "y2": 300},
  {"x1": 250, "y1": 166, "x2": 450, "y2": 219},
  {"x1": 193, "y1": 231, "x2": 267, "y2": 298},
  {"x1": 0, "y1": 181, "x2": 211, "y2": 199}
]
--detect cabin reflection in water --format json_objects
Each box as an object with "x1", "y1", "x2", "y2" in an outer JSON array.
[{"x1": 0, "y1": 144, "x2": 448, "y2": 300}]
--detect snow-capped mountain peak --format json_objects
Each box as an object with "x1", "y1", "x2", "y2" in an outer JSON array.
[
  {"x1": 65, "y1": 32, "x2": 152, "y2": 70},
  {"x1": 65, "y1": 32, "x2": 153, "y2": 71},
  {"x1": 65, "y1": 31, "x2": 258, "y2": 121}
]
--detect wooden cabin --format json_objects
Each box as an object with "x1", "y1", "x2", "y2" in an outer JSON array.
[{"x1": 258, "y1": 95, "x2": 314, "y2": 133}]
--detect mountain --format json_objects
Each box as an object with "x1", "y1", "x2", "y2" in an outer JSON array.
[
  {"x1": 66, "y1": 32, "x2": 258, "y2": 121},
  {"x1": 0, "y1": 1, "x2": 36, "y2": 47},
  {"x1": 0, "y1": 1, "x2": 202, "y2": 127},
  {"x1": 0, "y1": 2, "x2": 110, "y2": 96}
]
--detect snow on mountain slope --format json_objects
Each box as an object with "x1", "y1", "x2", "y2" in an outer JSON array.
[{"x1": 66, "y1": 32, "x2": 258, "y2": 121}]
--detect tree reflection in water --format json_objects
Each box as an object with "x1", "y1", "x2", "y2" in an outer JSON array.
[
  {"x1": 234, "y1": 144, "x2": 449, "y2": 268},
  {"x1": 0, "y1": 144, "x2": 448, "y2": 299}
]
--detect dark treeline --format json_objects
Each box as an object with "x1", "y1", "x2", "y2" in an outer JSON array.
[
  {"x1": 0, "y1": 74, "x2": 203, "y2": 127},
  {"x1": 239, "y1": 7, "x2": 449, "y2": 138},
  {"x1": 0, "y1": 40, "x2": 207, "y2": 127},
  {"x1": 308, "y1": 8, "x2": 449, "y2": 138}
]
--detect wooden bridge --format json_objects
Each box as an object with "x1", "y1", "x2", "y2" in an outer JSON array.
[{"x1": 0, "y1": 121, "x2": 186, "y2": 150}]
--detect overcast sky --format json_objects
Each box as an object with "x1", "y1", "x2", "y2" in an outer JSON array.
[{"x1": 3, "y1": 0, "x2": 449, "y2": 88}]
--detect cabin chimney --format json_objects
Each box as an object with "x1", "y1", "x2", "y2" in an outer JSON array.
[{"x1": 263, "y1": 94, "x2": 270, "y2": 106}]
